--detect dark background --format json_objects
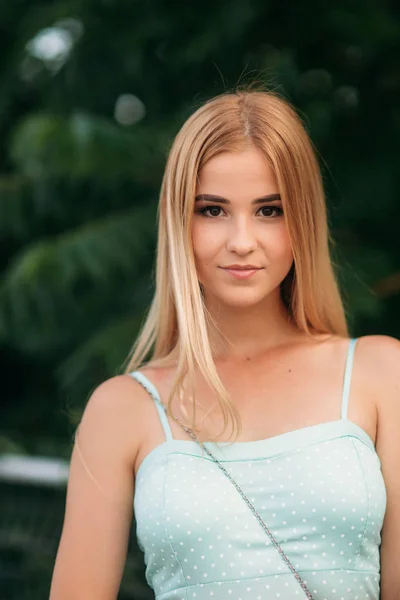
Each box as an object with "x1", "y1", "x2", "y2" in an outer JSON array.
[{"x1": 0, "y1": 1, "x2": 399, "y2": 597}]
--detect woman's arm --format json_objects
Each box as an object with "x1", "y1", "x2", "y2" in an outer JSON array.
[
  {"x1": 49, "y1": 375, "x2": 142, "y2": 600},
  {"x1": 366, "y1": 335, "x2": 400, "y2": 599}
]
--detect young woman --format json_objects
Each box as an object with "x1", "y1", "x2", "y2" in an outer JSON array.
[{"x1": 50, "y1": 90, "x2": 400, "y2": 600}]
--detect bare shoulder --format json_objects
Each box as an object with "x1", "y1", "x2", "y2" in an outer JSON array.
[
  {"x1": 353, "y1": 334, "x2": 400, "y2": 441},
  {"x1": 354, "y1": 334, "x2": 400, "y2": 389},
  {"x1": 78, "y1": 373, "x2": 161, "y2": 470},
  {"x1": 355, "y1": 333, "x2": 400, "y2": 355}
]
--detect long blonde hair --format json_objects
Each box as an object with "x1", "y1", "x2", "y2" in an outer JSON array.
[{"x1": 122, "y1": 88, "x2": 348, "y2": 442}]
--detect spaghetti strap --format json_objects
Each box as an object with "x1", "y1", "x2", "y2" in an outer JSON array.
[
  {"x1": 129, "y1": 371, "x2": 173, "y2": 442},
  {"x1": 341, "y1": 338, "x2": 358, "y2": 420}
]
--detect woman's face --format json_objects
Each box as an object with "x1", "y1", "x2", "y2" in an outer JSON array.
[{"x1": 192, "y1": 145, "x2": 294, "y2": 309}]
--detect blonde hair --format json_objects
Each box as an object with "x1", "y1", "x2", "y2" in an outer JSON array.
[{"x1": 122, "y1": 88, "x2": 348, "y2": 442}]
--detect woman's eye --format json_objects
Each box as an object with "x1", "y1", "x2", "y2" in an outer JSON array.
[
  {"x1": 198, "y1": 205, "x2": 283, "y2": 218},
  {"x1": 258, "y1": 206, "x2": 283, "y2": 217},
  {"x1": 199, "y1": 205, "x2": 223, "y2": 217}
]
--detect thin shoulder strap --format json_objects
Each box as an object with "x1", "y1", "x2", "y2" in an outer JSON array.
[
  {"x1": 129, "y1": 371, "x2": 173, "y2": 441},
  {"x1": 341, "y1": 338, "x2": 358, "y2": 420}
]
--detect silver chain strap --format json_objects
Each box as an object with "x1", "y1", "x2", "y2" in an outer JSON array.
[{"x1": 164, "y1": 405, "x2": 314, "y2": 600}]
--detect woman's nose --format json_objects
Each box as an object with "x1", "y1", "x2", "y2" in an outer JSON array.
[{"x1": 226, "y1": 219, "x2": 258, "y2": 254}]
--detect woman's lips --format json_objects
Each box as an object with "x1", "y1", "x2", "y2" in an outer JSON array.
[{"x1": 221, "y1": 267, "x2": 262, "y2": 280}]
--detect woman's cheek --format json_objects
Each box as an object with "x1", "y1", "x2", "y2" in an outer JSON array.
[
  {"x1": 268, "y1": 226, "x2": 293, "y2": 262},
  {"x1": 192, "y1": 222, "x2": 221, "y2": 261}
]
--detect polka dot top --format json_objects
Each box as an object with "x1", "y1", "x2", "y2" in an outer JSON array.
[{"x1": 130, "y1": 338, "x2": 386, "y2": 600}]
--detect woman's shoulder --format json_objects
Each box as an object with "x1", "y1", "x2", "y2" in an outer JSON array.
[
  {"x1": 308, "y1": 332, "x2": 398, "y2": 403},
  {"x1": 352, "y1": 334, "x2": 400, "y2": 410},
  {"x1": 83, "y1": 371, "x2": 162, "y2": 416},
  {"x1": 77, "y1": 372, "x2": 168, "y2": 469},
  {"x1": 354, "y1": 334, "x2": 400, "y2": 369}
]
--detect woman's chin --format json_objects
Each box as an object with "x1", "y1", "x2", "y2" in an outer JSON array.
[{"x1": 204, "y1": 287, "x2": 273, "y2": 309}]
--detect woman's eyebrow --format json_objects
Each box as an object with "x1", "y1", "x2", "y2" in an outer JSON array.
[{"x1": 194, "y1": 193, "x2": 281, "y2": 205}]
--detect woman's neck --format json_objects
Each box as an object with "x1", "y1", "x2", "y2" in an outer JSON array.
[{"x1": 205, "y1": 294, "x2": 299, "y2": 360}]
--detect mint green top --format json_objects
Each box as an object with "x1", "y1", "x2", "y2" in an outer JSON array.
[{"x1": 130, "y1": 338, "x2": 386, "y2": 599}]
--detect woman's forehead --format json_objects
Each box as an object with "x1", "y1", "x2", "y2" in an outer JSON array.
[{"x1": 196, "y1": 148, "x2": 278, "y2": 198}]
